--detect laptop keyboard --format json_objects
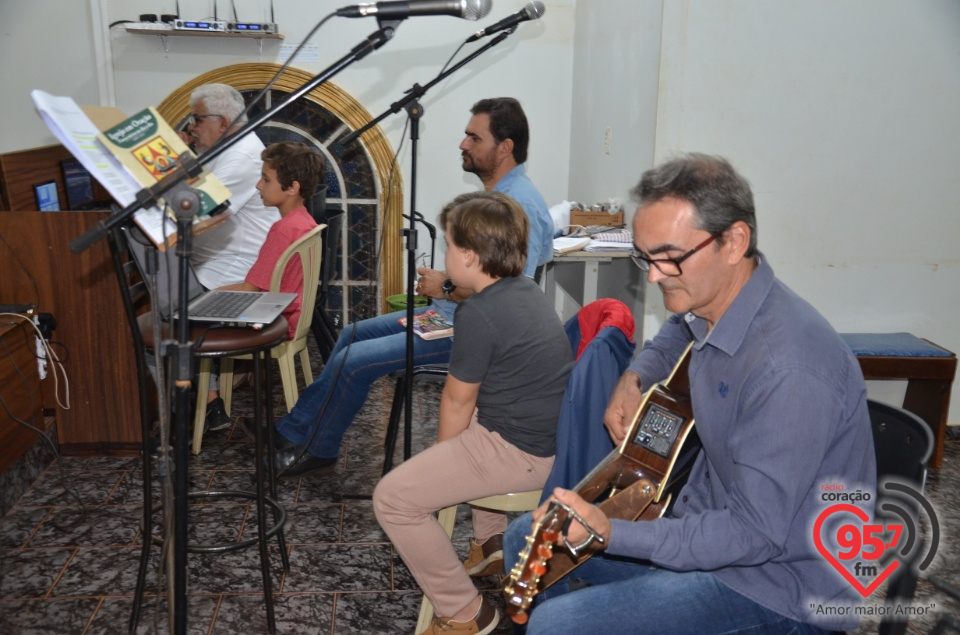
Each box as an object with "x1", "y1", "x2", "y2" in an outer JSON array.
[{"x1": 189, "y1": 292, "x2": 260, "y2": 319}]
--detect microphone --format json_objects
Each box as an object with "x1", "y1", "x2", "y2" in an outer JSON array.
[
  {"x1": 337, "y1": 0, "x2": 492, "y2": 21},
  {"x1": 466, "y1": 0, "x2": 544, "y2": 42}
]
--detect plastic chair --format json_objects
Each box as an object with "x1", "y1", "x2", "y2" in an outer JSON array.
[
  {"x1": 414, "y1": 490, "x2": 543, "y2": 634},
  {"x1": 867, "y1": 399, "x2": 934, "y2": 635},
  {"x1": 309, "y1": 202, "x2": 344, "y2": 362},
  {"x1": 192, "y1": 224, "x2": 325, "y2": 453}
]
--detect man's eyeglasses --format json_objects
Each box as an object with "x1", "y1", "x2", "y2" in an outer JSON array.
[
  {"x1": 630, "y1": 234, "x2": 718, "y2": 277},
  {"x1": 185, "y1": 113, "x2": 222, "y2": 126}
]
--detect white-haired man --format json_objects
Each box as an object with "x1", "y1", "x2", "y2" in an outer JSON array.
[{"x1": 179, "y1": 83, "x2": 280, "y2": 430}]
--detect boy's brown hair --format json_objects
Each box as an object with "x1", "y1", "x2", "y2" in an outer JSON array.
[
  {"x1": 439, "y1": 190, "x2": 528, "y2": 278},
  {"x1": 261, "y1": 141, "x2": 326, "y2": 200}
]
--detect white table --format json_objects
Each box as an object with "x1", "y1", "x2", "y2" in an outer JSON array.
[{"x1": 542, "y1": 250, "x2": 645, "y2": 335}]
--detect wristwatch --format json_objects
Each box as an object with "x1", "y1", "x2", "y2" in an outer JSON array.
[{"x1": 441, "y1": 278, "x2": 456, "y2": 301}]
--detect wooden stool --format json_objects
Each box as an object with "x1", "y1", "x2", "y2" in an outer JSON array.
[
  {"x1": 415, "y1": 490, "x2": 542, "y2": 634},
  {"x1": 841, "y1": 333, "x2": 957, "y2": 470}
]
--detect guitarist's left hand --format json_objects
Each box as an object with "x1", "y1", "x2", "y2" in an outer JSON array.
[{"x1": 534, "y1": 488, "x2": 612, "y2": 553}]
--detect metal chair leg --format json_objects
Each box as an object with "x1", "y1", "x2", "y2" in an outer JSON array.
[{"x1": 382, "y1": 373, "x2": 408, "y2": 474}]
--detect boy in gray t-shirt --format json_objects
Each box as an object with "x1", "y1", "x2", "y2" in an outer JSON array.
[{"x1": 374, "y1": 190, "x2": 573, "y2": 635}]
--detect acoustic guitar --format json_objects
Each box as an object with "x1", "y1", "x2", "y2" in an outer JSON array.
[{"x1": 503, "y1": 343, "x2": 698, "y2": 624}]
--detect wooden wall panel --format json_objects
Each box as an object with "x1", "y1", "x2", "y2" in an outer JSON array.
[
  {"x1": 0, "y1": 212, "x2": 141, "y2": 451},
  {"x1": 0, "y1": 321, "x2": 44, "y2": 473}
]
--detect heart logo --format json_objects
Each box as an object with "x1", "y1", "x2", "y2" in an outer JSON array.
[{"x1": 813, "y1": 503, "x2": 899, "y2": 597}]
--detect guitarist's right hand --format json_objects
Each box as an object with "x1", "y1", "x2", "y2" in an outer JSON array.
[{"x1": 604, "y1": 371, "x2": 644, "y2": 444}]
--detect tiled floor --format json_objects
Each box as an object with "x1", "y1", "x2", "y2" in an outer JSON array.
[{"x1": 1, "y1": 345, "x2": 958, "y2": 634}]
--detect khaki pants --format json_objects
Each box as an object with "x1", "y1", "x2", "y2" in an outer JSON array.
[{"x1": 373, "y1": 422, "x2": 553, "y2": 617}]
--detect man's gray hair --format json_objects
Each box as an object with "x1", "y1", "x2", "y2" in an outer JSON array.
[
  {"x1": 190, "y1": 83, "x2": 248, "y2": 127},
  {"x1": 631, "y1": 153, "x2": 758, "y2": 258}
]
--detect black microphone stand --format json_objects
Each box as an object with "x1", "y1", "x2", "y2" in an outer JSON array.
[
  {"x1": 340, "y1": 28, "x2": 515, "y2": 469},
  {"x1": 68, "y1": 23, "x2": 401, "y2": 635},
  {"x1": 168, "y1": 185, "x2": 202, "y2": 635}
]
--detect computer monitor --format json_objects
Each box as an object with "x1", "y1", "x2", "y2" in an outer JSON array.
[
  {"x1": 60, "y1": 157, "x2": 95, "y2": 210},
  {"x1": 33, "y1": 180, "x2": 60, "y2": 211}
]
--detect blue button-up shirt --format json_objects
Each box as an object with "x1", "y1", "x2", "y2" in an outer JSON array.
[
  {"x1": 494, "y1": 163, "x2": 553, "y2": 278},
  {"x1": 434, "y1": 164, "x2": 553, "y2": 323},
  {"x1": 612, "y1": 255, "x2": 876, "y2": 631}
]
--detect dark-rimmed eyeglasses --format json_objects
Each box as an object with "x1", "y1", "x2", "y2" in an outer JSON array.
[
  {"x1": 630, "y1": 234, "x2": 718, "y2": 277},
  {"x1": 185, "y1": 113, "x2": 222, "y2": 126}
]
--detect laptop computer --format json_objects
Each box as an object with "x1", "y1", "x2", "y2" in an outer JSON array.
[{"x1": 124, "y1": 226, "x2": 296, "y2": 329}]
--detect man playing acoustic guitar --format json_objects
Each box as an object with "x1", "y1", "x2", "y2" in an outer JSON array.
[{"x1": 502, "y1": 154, "x2": 876, "y2": 634}]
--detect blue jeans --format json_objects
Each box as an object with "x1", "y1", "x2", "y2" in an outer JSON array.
[
  {"x1": 503, "y1": 513, "x2": 831, "y2": 635},
  {"x1": 276, "y1": 308, "x2": 453, "y2": 459}
]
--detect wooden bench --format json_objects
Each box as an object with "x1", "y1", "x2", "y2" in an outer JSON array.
[{"x1": 841, "y1": 333, "x2": 957, "y2": 470}]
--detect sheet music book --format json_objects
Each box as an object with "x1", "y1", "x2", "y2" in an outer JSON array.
[
  {"x1": 30, "y1": 90, "x2": 228, "y2": 249},
  {"x1": 98, "y1": 106, "x2": 230, "y2": 219}
]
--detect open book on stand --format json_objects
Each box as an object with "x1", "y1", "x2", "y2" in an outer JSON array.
[
  {"x1": 398, "y1": 307, "x2": 454, "y2": 340},
  {"x1": 31, "y1": 90, "x2": 230, "y2": 249}
]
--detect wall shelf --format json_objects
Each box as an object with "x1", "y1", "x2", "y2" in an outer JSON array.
[
  {"x1": 124, "y1": 26, "x2": 283, "y2": 55},
  {"x1": 125, "y1": 27, "x2": 284, "y2": 39}
]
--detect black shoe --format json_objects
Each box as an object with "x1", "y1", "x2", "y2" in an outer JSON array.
[
  {"x1": 238, "y1": 418, "x2": 296, "y2": 450},
  {"x1": 273, "y1": 445, "x2": 337, "y2": 478},
  {"x1": 204, "y1": 397, "x2": 232, "y2": 432}
]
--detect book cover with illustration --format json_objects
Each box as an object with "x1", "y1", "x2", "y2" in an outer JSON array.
[
  {"x1": 97, "y1": 107, "x2": 231, "y2": 219},
  {"x1": 398, "y1": 308, "x2": 454, "y2": 340},
  {"x1": 31, "y1": 91, "x2": 229, "y2": 249}
]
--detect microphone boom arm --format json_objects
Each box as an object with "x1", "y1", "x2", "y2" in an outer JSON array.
[{"x1": 339, "y1": 27, "x2": 514, "y2": 146}]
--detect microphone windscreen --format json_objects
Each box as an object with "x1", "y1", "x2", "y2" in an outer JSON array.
[
  {"x1": 526, "y1": 1, "x2": 546, "y2": 20},
  {"x1": 466, "y1": 0, "x2": 493, "y2": 21}
]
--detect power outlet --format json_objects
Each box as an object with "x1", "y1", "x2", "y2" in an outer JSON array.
[{"x1": 603, "y1": 125, "x2": 612, "y2": 154}]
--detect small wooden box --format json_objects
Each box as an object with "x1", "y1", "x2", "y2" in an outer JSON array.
[{"x1": 570, "y1": 208, "x2": 624, "y2": 227}]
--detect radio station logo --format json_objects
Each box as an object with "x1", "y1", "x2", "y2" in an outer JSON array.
[{"x1": 813, "y1": 478, "x2": 939, "y2": 599}]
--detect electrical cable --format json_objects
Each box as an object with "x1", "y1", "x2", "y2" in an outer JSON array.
[{"x1": 0, "y1": 313, "x2": 70, "y2": 411}]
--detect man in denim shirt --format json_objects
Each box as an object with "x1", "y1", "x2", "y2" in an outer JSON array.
[{"x1": 504, "y1": 154, "x2": 876, "y2": 634}]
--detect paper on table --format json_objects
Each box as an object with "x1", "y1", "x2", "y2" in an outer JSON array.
[
  {"x1": 553, "y1": 235, "x2": 591, "y2": 255},
  {"x1": 30, "y1": 90, "x2": 175, "y2": 246},
  {"x1": 583, "y1": 240, "x2": 633, "y2": 253}
]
